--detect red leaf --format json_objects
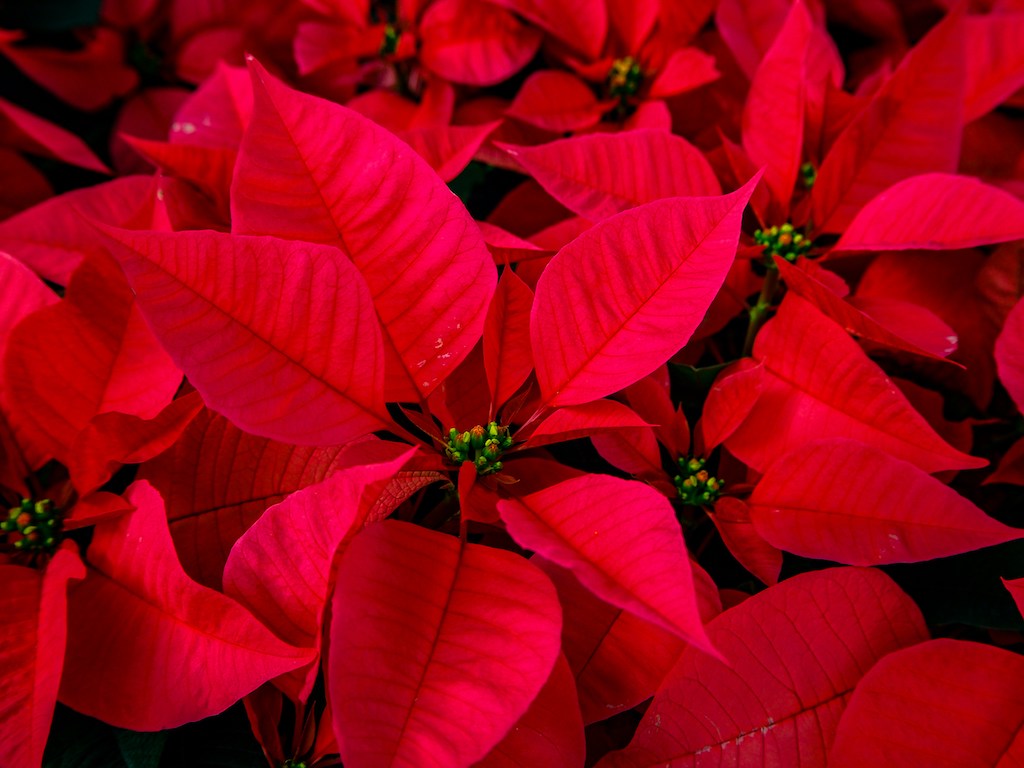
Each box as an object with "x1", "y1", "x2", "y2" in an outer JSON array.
[
  {"x1": 399, "y1": 122, "x2": 501, "y2": 182},
  {"x1": 169, "y1": 62, "x2": 252, "y2": 148},
  {"x1": 600, "y1": 567, "x2": 929, "y2": 768},
  {"x1": 139, "y1": 409, "x2": 361, "y2": 588},
  {"x1": 523, "y1": 400, "x2": 649, "y2": 449},
  {"x1": 0, "y1": 546, "x2": 84, "y2": 768},
  {"x1": 484, "y1": 0, "x2": 607, "y2": 60},
  {"x1": 5, "y1": 254, "x2": 181, "y2": 465},
  {"x1": 531, "y1": 178, "x2": 757, "y2": 407},
  {"x1": 537, "y1": 559, "x2": 689, "y2": 724},
  {"x1": 741, "y1": 0, "x2": 812, "y2": 214},
  {"x1": 67, "y1": 392, "x2": 204, "y2": 496},
  {"x1": 706, "y1": 496, "x2": 783, "y2": 586},
  {"x1": 501, "y1": 130, "x2": 721, "y2": 221},
  {"x1": 964, "y1": 13, "x2": 1024, "y2": 122},
  {"x1": 996, "y1": 297, "x2": 1024, "y2": 414},
  {"x1": 105, "y1": 227, "x2": 389, "y2": 446},
  {"x1": 715, "y1": 0, "x2": 793, "y2": 79},
  {"x1": 647, "y1": 48, "x2": 719, "y2": 99},
  {"x1": 497, "y1": 474, "x2": 714, "y2": 652},
  {"x1": 0, "y1": 96, "x2": 110, "y2": 174},
  {"x1": 833, "y1": 173, "x2": 1024, "y2": 252},
  {"x1": 0, "y1": 148, "x2": 51, "y2": 219},
  {"x1": 775, "y1": 256, "x2": 960, "y2": 363},
  {"x1": 484, "y1": 268, "x2": 535, "y2": 414},
  {"x1": 829, "y1": 639, "x2": 1024, "y2": 767},
  {"x1": 506, "y1": 71, "x2": 607, "y2": 133},
  {"x1": 725, "y1": 294, "x2": 985, "y2": 474},
  {"x1": 224, "y1": 449, "x2": 418, "y2": 700},
  {"x1": 419, "y1": 0, "x2": 542, "y2": 86},
  {"x1": 700, "y1": 359, "x2": 765, "y2": 452},
  {"x1": 811, "y1": 10, "x2": 965, "y2": 233},
  {"x1": 1005, "y1": 576, "x2": 1024, "y2": 620},
  {"x1": 328, "y1": 520, "x2": 562, "y2": 768},
  {"x1": 0, "y1": 176, "x2": 154, "y2": 285},
  {"x1": 60, "y1": 482, "x2": 315, "y2": 730},
  {"x1": 232, "y1": 61, "x2": 495, "y2": 400},
  {"x1": 474, "y1": 654, "x2": 585, "y2": 768},
  {"x1": 749, "y1": 438, "x2": 1016, "y2": 565}
]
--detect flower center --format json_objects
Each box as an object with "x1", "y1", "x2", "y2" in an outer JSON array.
[
  {"x1": 445, "y1": 422, "x2": 513, "y2": 476},
  {"x1": 800, "y1": 162, "x2": 817, "y2": 189},
  {"x1": 380, "y1": 23, "x2": 400, "y2": 56},
  {"x1": 753, "y1": 223, "x2": 812, "y2": 264},
  {"x1": 2, "y1": 498, "x2": 60, "y2": 553},
  {"x1": 607, "y1": 56, "x2": 643, "y2": 99},
  {"x1": 674, "y1": 458, "x2": 722, "y2": 506}
]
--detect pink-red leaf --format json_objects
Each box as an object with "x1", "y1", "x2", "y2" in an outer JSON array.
[
  {"x1": 105, "y1": 227, "x2": 388, "y2": 446},
  {"x1": 532, "y1": 178, "x2": 757, "y2": 407},
  {"x1": 811, "y1": 10, "x2": 965, "y2": 233},
  {"x1": 484, "y1": 0, "x2": 607, "y2": 59},
  {"x1": 497, "y1": 474, "x2": 713, "y2": 652},
  {"x1": 523, "y1": 400, "x2": 649, "y2": 449},
  {"x1": 232, "y1": 61, "x2": 494, "y2": 399},
  {"x1": 707, "y1": 496, "x2": 783, "y2": 586},
  {"x1": 328, "y1": 520, "x2": 562, "y2": 768},
  {"x1": 484, "y1": 268, "x2": 535, "y2": 414},
  {"x1": 750, "y1": 438, "x2": 1017, "y2": 565},
  {"x1": 833, "y1": 173, "x2": 1024, "y2": 252},
  {"x1": 725, "y1": 294, "x2": 985, "y2": 474},
  {"x1": 506, "y1": 71, "x2": 607, "y2": 133},
  {"x1": 0, "y1": 96, "x2": 109, "y2": 174},
  {"x1": 964, "y1": 13, "x2": 1024, "y2": 122},
  {"x1": 600, "y1": 567, "x2": 929, "y2": 768},
  {"x1": 501, "y1": 130, "x2": 721, "y2": 221},
  {"x1": 829, "y1": 640, "x2": 1024, "y2": 767},
  {"x1": 0, "y1": 547, "x2": 84, "y2": 768},
  {"x1": 700, "y1": 359, "x2": 765, "y2": 452},
  {"x1": 60, "y1": 482, "x2": 315, "y2": 730}
]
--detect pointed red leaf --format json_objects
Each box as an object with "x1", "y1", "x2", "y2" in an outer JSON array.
[
  {"x1": 105, "y1": 227, "x2": 389, "y2": 445},
  {"x1": 501, "y1": 130, "x2": 721, "y2": 221},
  {"x1": 775, "y1": 256, "x2": 959, "y2": 362},
  {"x1": 750, "y1": 438, "x2": 1017, "y2": 565},
  {"x1": 0, "y1": 148, "x2": 50, "y2": 219},
  {"x1": 537, "y1": 559, "x2": 689, "y2": 724},
  {"x1": 506, "y1": 71, "x2": 607, "y2": 133},
  {"x1": 621, "y1": 371, "x2": 689, "y2": 457},
  {"x1": 600, "y1": 567, "x2": 929, "y2": 768},
  {"x1": 5, "y1": 254, "x2": 181, "y2": 465},
  {"x1": 1004, "y1": 576, "x2": 1024, "y2": 620},
  {"x1": 532, "y1": 178, "x2": 757, "y2": 407},
  {"x1": 647, "y1": 48, "x2": 719, "y2": 99},
  {"x1": 812, "y1": 11, "x2": 965, "y2": 233},
  {"x1": 328, "y1": 520, "x2": 562, "y2": 768},
  {"x1": 497, "y1": 474, "x2": 713, "y2": 652},
  {"x1": 988, "y1": 437, "x2": 1024, "y2": 487},
  {"x1": 0, "y1": 176, "x2": 155, "y2": 285},
  {"x1": 707, "y1": 497, "x2": 783, "y2": 586},
  {"x1": 474, "y1": 653, "x2": 585, "y2": 768},
  {"x1": 419, "y1": 0, "x2": 542, "y2": 86},
  {"x1": 829, "y1": 640, "x2": 1024, "y2": 767},
  {"x1": 139, "y1": 409, "x2": 361, "y2": 588},
  {"x1": 997, "y1": 296, "x2": 1024, "y2": 413},
  {"x1": 484, "y1": 0, "x2": 607, "y2": 59},
  {"x1": 232, "y1": 61, "x2": 495, "y2": 399},
  {"x1": 0, "y1": 96, "x2": 109, "y2": 174},
  {"x1": 700, "y1": 359, "x2": 765, "y2": 452},
  {"x1": 60, "y1": 482, "x2": 315, "y2": 730},
  {"x1": 964, "y1": 13, "x2": 1024, "y2": 122},
  {"x1": 833, "y1": 173, "x2": 1024, "y2": 252},
  {"x1": 715, "y1": 0, "x2": 792, "y2": 79},
  {"x1": 524, "y1": 400, "x2": 650, "y2": 449},
  {"x1": 741, "y1": 0, "x2": 812, "y2": 214},
  {"x1": 0, "y1": 546, "x2": 84, "y2": 768},
  {"x1": 399, "y1": 122, "x2": 501, "y2": 182},
  {"x1": 725, "y1": 294, "x2": 985, "y2": 474},
  {"x1": 68, "y1": 392, "x2": 204, "y2": 496},
  {"x1": 484, "y1": 268, "x2": 535, "y2": 413},
  {"x1": 224, "y1": 450, "x2": 418, "y2": 700},
  {"x1": 170, "y1": 62, "x2": 252, "y2": 148}
]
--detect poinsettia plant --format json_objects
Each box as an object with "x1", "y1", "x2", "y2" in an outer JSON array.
[{"x1": 2, "y1": 0, "x2": 1024, "y2": 766}]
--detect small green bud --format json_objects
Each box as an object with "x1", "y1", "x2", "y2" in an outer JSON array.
[{"x1": 674, "y1": 458, "x2": 723, "y2": 507}]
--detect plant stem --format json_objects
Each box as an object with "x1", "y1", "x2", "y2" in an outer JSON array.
[{"x1": 742, "y1": 264, "x2": 780, "y2": 357}]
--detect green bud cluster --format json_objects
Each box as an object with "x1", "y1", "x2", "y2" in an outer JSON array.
[
  {"x1": 753, "y1": 223, "x2": 812, "y2": 264},
  {"x1": 800, "y1": 161, "x2": 817, "y2": 189},
  {"x1": 282, "y1": 760, "x2": 307, "y2": 768},
  {"x1": 445, "y1": 422, "x2": 514, "y2": 476},
  {"x1": 380, "y1": 23, "x2": 400, "y2": 56},
  {"x1": 2, "y1": 499, "x2": 60, "y2": 553},
  {"x1": 608, "y1": 56, "x2": 643, "y2": 99},
  {"x1": 674, "y1": 458, "x2": 722, "y2": 506}
]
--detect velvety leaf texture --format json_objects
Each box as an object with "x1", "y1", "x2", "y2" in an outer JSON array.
[
  {"x1": 531, "y1": 177, "x2": 757, "y2": 407},
  {"x1": 328, "y1": 520, "x2": 562, "y2": 768},
  {"x1": 105, "y1": 227, "x2": 388, "y2": 446},
  {"x1": 600, "y1": 568, "x2": 929, "y2": 768},
  {"x1": 231, "y1": 60, "x2": 495, "y2": 400}
]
